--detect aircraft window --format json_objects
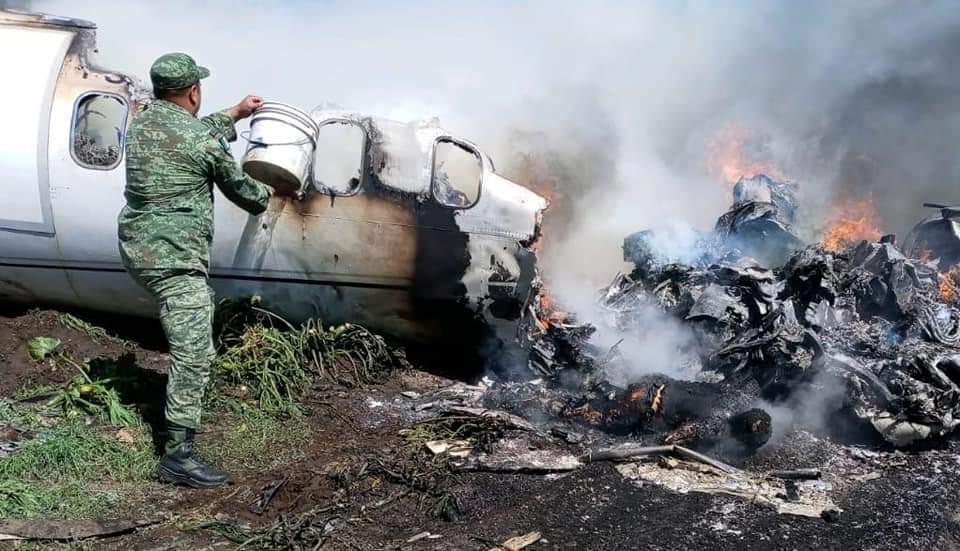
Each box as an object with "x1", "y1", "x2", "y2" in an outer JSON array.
[
  {"x1": 312, "y1": 121, "x2": 366, "y2": 196},
  {"x1": 72, "y1": 93, "x2": 127, "y2": 169},
  {"x1": 432, "y1": 139, "x2": 481, "y2": 209}
]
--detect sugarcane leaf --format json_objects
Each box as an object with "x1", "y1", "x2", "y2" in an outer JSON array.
[{"x1": 28, "y1": 336, "x2": 62, "y2": 361}]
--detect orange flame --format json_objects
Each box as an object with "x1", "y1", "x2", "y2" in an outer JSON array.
[
  {"x1": 821, "y1": 200, "x2": 883, "y2": 252},
  {"x1": 706, "y1": 124, "x2": 784, "y2": 185},
  {"x1": 940, "y1": 272, "x2": 959, "y2": 303},
  {"x1": 534, "y1": 292, "x2": 570, "y2": 331},
  {"x1": 508, "y1": 150, "x2": 558, "y2": 255}
]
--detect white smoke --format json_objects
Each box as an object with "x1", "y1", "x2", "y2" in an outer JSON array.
[{"x1": 31, "y1": 0, "x2": 960, "y2": 379}]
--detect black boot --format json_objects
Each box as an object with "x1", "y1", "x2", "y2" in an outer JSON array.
[{"x1": 158, "y1": 424, "x2": 231, "y2": 489}]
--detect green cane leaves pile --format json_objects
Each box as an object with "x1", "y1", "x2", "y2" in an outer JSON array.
[
  {"x1": 215, "y1": 325, "x2": 310, "y2": 415},
  {"x1": 214, "y1": 311, "x2": 410, "y2": 415},
  {"x1": 45, "y1": 376, "x2": 138, "y2": 427},
  {"x1": 26, "y1": 336, "x2": 139, "y2": 427},
  {"x1": 299, "y1": 319, "x2": 409, "y2": 387}
]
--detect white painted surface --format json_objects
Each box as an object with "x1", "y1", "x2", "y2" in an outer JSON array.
[
  {"x1": 454, "y1": 171, "x2": 548, "y2": 240},
  {"x1": 0, "y1": 26, "x2": 71, "y2": 229}
]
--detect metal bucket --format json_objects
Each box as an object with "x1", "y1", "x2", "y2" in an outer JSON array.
[{"x1": 242, "y1": 102, "x2": 320, "y2": 195}]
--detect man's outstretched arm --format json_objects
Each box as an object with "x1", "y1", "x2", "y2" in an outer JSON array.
[
  {"x1": 202, "y1": 138, "x2": 273, "y2": 215},
  {"x1": 200, "y1": 95, "x2": 264, "y2": 142},
  {"x1": 201, "y1": 95, "x2": 277, "y2": 215}
]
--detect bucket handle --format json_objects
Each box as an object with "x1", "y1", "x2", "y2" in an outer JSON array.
[
  {"x1": 240, "y1": 129, "x2": 315, "y2": 147},
  {"x1": 240, "y1": 122, "x2": 317, "y2": 148}
]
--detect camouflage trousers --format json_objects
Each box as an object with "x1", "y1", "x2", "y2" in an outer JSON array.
[{"x1": 128, "y1": 269, "x2": 216, "y2": 430}]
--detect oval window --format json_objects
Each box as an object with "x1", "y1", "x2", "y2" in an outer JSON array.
[
  {"x1": 432, "y1": 139, "x2": 481, "y2": 209},
  {"x1": 72, "y1": 93, "x2": 128, "y2": 169}
]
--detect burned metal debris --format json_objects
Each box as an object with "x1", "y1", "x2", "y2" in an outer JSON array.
[
  {"x1": 623, "y1": 175, "x2": 803, "y2": 274},
  {"x1": 554, "y1": 174, "x2": 960, "y2": 448},
  {"x1": 713, "y1": 175, "x2": 804, "y2": 267},
  {"x1": 903, "y1": 202, "x2": 960, "y2": 270}
]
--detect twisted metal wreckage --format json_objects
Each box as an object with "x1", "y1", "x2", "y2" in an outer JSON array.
[{"x1": 518, "y1": 174, "x2": 960, "y2": 450}]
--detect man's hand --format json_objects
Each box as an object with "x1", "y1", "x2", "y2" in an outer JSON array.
[
  {"x1": 260, "y1": 181, "x2": 306, "y2": 201},
  {"x1": 229, "y1": 95, "x2": 263, "y2": 121}
]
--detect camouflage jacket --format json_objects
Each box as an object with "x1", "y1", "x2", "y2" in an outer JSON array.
[{"x1": 118, "y1": 100, "x2": 271, "y2": 273}]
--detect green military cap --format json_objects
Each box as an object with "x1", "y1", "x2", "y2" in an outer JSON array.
[{"x1": 150, "y1": 53, "x2": 210, "y2": 91}]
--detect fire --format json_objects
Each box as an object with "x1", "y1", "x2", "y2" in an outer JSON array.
[
  {"x1": 534, "y1": 292, "x2": 570, "y2": 331},
  {"x1": 706, "y1": 124, "x2": 784, "y2": 185},
  {"x1": 507, "y1": 149, "x2": 557, "y2": 255},
  {"x1": 821, "y1": 200, "x2": 883, "y2": 252},
  {"x1": 940, "y1": 269, "x2": 960, "y2": 303}
]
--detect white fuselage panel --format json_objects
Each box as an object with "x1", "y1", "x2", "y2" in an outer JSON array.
[{"x1": 0, "y1": 26, "x2": 71, "y2": 232}]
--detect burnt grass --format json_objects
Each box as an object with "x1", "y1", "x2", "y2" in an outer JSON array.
[{"x1": 2, "y1": 305, "x2": 960, "y2": 550}]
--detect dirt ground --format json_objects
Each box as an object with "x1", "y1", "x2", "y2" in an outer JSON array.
[{"x1": 2, "y1": 304, "x2": 960, "y2": 550}]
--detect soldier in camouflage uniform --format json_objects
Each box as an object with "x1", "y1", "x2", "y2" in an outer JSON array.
[{"x1": 118, "y1": 53, "x2": 274, "y2": 488}]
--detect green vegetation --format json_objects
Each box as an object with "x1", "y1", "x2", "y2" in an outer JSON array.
[
  {"x1": 1, "y1": 543, "x2": 95, "y2": 551},
  {"x1": 24, "y1": 340, "x2": 140, "y2": 427},
  {"x1": 0, "y1": 419, "x2": 154, "y2": 518},
  {"x1": 28, "y1": 336, "x2": 61, "y2": 361},
  {"x1": 0, "y1": 398, "x2": 42, "y2": 427},
  {"x1": 213, "y1": 310, "x2": 409, "y2": 415},
  {"x1": 215, "y1": 325, "x2": 311, "y2": 415},
  {"x1": 44, "y1": 376, "x2": 138, "y2": 427},
  {"x1": 199, "y1": 400, "x2": 311, "y2": 471},
  {"x1": 59, "y1": 312, "x2": 110, "y2": 342},
  {"x1": 0, "y1": 422, "x2": 153, "y2": 481},
  {"x1": 299, "y1": 319, "x2": 409, "y2": 386},
  {"x1": 1, "y1": 331, "x2": 156, "y2": 519},
  {"x1": 0, "y1": 303, "x2": 411, "y2": 530},
  {"x1": 213, "y1": 295, "x2": 276, "y2": 346},
  {"x1": 12, "y1": 383, "x2": 58, "y2": 402}
]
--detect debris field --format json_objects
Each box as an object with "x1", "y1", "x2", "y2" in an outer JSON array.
[{"x1": 4, "y1": 175, "x2": 960, "y2": 548}]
